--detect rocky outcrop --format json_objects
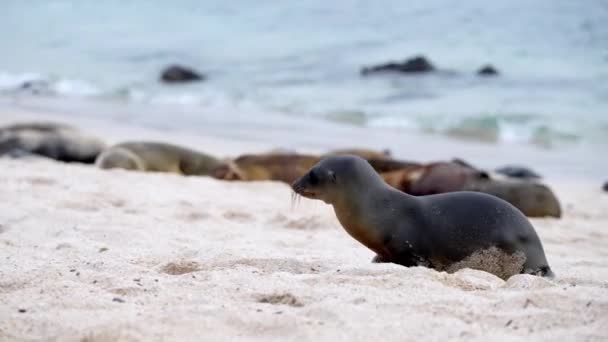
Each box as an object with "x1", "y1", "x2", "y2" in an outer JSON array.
[
  {"x1": 160, "y1": 65, "x2": 205, "y2": 83},
  {"x1": 477, "y1": 64, "x2": 499, "y2": 76},
  {"x1": 361, "y1": 55, "x2": 436, "y2": 75}
]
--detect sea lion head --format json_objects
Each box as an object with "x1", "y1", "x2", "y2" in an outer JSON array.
[
  {"x1": 211, "y1": 160, "x2": 246, "y2": 181},
  {"x1": 291, "y1": 155, "x2": 382, "y2": 205}
]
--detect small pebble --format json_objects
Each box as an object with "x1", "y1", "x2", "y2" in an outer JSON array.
[
  {"x1": 18, "y1": 309, "x2": 26, "y2": 313},
  {"x1": 112, "y1": 297, "x2": 125, "y2": 303}
]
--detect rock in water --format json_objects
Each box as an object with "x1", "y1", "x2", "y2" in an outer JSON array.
[
  {"x1": 361, "y1": 55, "x2": 436, "y2": 75},
  {"x1": 160, "y1": 65, "x2": 205, "y2": 83},
  {"x1": 477, "y1": 64, "x2": 499, "y2": 76}
]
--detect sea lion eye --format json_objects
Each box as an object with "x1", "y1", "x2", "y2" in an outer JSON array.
[{"x1": 328, "y1": 170, "x2": 336, "y2": 183}]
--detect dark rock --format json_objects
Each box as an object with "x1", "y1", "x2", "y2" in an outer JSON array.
[
  {"x1": 477, "y1": 64, "x2": 499, "y2": 76},
  {"x1": 603, "y1": 181, "x2": 608, "y2": 192},
  {"x1": 20, "y1": 80, "x2": 52, "y2": 95},
  {"x1": 495, "y1": 165, "x2": 542, "y2": 179},
  {"x1": 18, "y1": 309, "x2": 27, "y2": 313},
  {"x1": 112, "y1": 297, "x2": 125, "y2": 303},
  {"x1": 361, "y1": 55, "x2": 436, "y2": 75},
  {"x1": 160, "y1": 65, "x2": 205, "y2": 83}
]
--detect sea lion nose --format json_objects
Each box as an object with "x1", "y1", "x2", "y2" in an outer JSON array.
[{"x1": 291, "y1": 177, "x2": 304, "y2": 193}]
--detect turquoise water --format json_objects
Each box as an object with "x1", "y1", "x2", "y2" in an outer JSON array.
[{"x1": 1, "y1": 0, "x2": 607, "y2": 146}]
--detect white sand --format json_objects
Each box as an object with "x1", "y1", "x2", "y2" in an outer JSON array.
[
  {"x1": 0, "y1": 157, "x2": 607, "y2": 341},
  {"x1": 1, "y1": 104, "x2": 607, "y2": 341}
]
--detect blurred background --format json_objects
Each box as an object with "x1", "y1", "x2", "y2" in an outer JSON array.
[{"x1": 1, "y1": 0, "x2": 607, "y2": 148}]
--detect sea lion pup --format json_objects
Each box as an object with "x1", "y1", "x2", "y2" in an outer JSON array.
[
  {"x1": 96, "y1": 142, "x2": 222, "y2": 175},
  {"x1": 292, "y1": 155, "x2": 554, "y2": 279},
  {"x1": 212, "y1": 153, "x2": 321, "y2": 183},
  {"x1": 0, "y1": 122, "x2": 105, "y2": 163}
]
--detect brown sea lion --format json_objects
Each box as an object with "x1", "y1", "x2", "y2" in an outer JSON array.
[
  {"x1": 292, "y1": 155, "x2": 554, "y2": 279},
  {"x1": 96, "y1": 142, "x2": 223, "y2": 176},
  {"x1": 325, "y1": 148, "x2": 392, "y2": 160},
  {"x1": 380, "y1": 161, "x2": 561, "y2": 218},
  {"x1": 325, "y1": 148, "x2": 419, "y2": 173},
  {"x1": 212, "y1": 153, "x2": 321, "y2": 183},
  {"x1": 463, "y1": 177, "x2": 561, "y2": 218},
  {"x1": 0, "y1": 122, "x2": 105, "y2": 163}
]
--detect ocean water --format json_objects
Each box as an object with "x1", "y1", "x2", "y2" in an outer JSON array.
[{"x1": 1, "y1": 0, "x2": 607, "y2": 147}]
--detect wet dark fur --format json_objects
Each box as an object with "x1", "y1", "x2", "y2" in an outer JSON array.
[{"x1": 292, "y1": 155, "x2": 554, "y2": 279}]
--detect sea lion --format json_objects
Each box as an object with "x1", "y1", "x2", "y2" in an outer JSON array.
[
  {"x1": 495, "y1": 165, "x2": 542, "y2": 179},
  {"x1": 292, "y1": 155, "x2": 553, "y2": 279},
  {"x1": 463, "y1": 177, "x2": 561, "y2": 218},
  {"x1": 96, "y1": 142, "x2": 223, "y2": 176},
  {"x1": 325, "y1": 148, "x2": 392, "y2": 160},
  {"x1": 324, "y1": 148, "x2": 419, "y2": 173},
  {"x1": 381, "y1": 161, "x2": 561, "y2": 218},
  {"x1": 0, "y1": 122, "x2": 105, "y2": 163},
  {"x1": 381, "y1": 161, "x2": 488, "y2": 195},
  {"x1": 212, "y1": 153, "x2": 321, "y2": 183}
]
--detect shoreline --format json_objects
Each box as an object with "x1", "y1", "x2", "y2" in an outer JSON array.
[{"x1": 1, "y1": 96, "x2": 606, "y2": 182}]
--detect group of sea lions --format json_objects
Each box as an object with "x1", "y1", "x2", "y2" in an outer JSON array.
[
  {"x1": 1, "y1": 121, "x2": 579, "y2": 279},
  {"x1": 96, "y1": 143, "x2": 562, "y2": 219},
  {"x1": 1, "y1": 122, "x2": 563, "y2": 219}
]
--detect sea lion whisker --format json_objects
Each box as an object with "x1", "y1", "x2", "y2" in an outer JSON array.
[{"x1": 291, "y1": 190, "x2": 302, "y2": 210}]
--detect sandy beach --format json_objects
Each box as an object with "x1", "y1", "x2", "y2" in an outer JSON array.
[
  {"x1": 1, "y1": 106, "x2": 607, "y2": 341},
  {"x1": 3, "y1": 2, "x2": 608, "y2": 340}
]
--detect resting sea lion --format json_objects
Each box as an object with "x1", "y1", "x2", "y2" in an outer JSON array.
[
  {"x1": 325, "y1": 148, "x2": 392, "y2": 160},
  {"x1": 292, "y1": 155, "x2": 554, "y2": 279},
  {"x1": 463, "y1": 177, "x2": 561, "y2": 218},
  {"x1": 212, "y1": 153, "x2": 320, "y2": 183},
  {"x1": 96, "y1": 142, "x2": 223, "y2": 176},
  {"x1": 0, "y1": 122, "x2": 105, "y2": 163},
  {"x1": 495, "y1": 165, "x2": 542, "y2": 179},
  {"x1": 324, "y1": 148, "x2": 420, "y2": 173},
  {"x1": 381, "y1": 161, "x2": 561, "y2": 218}
]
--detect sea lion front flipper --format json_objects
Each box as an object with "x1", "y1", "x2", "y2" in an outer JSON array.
[{"x1": 372, "y1": 254, "x2": 390, "y2": 263}]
